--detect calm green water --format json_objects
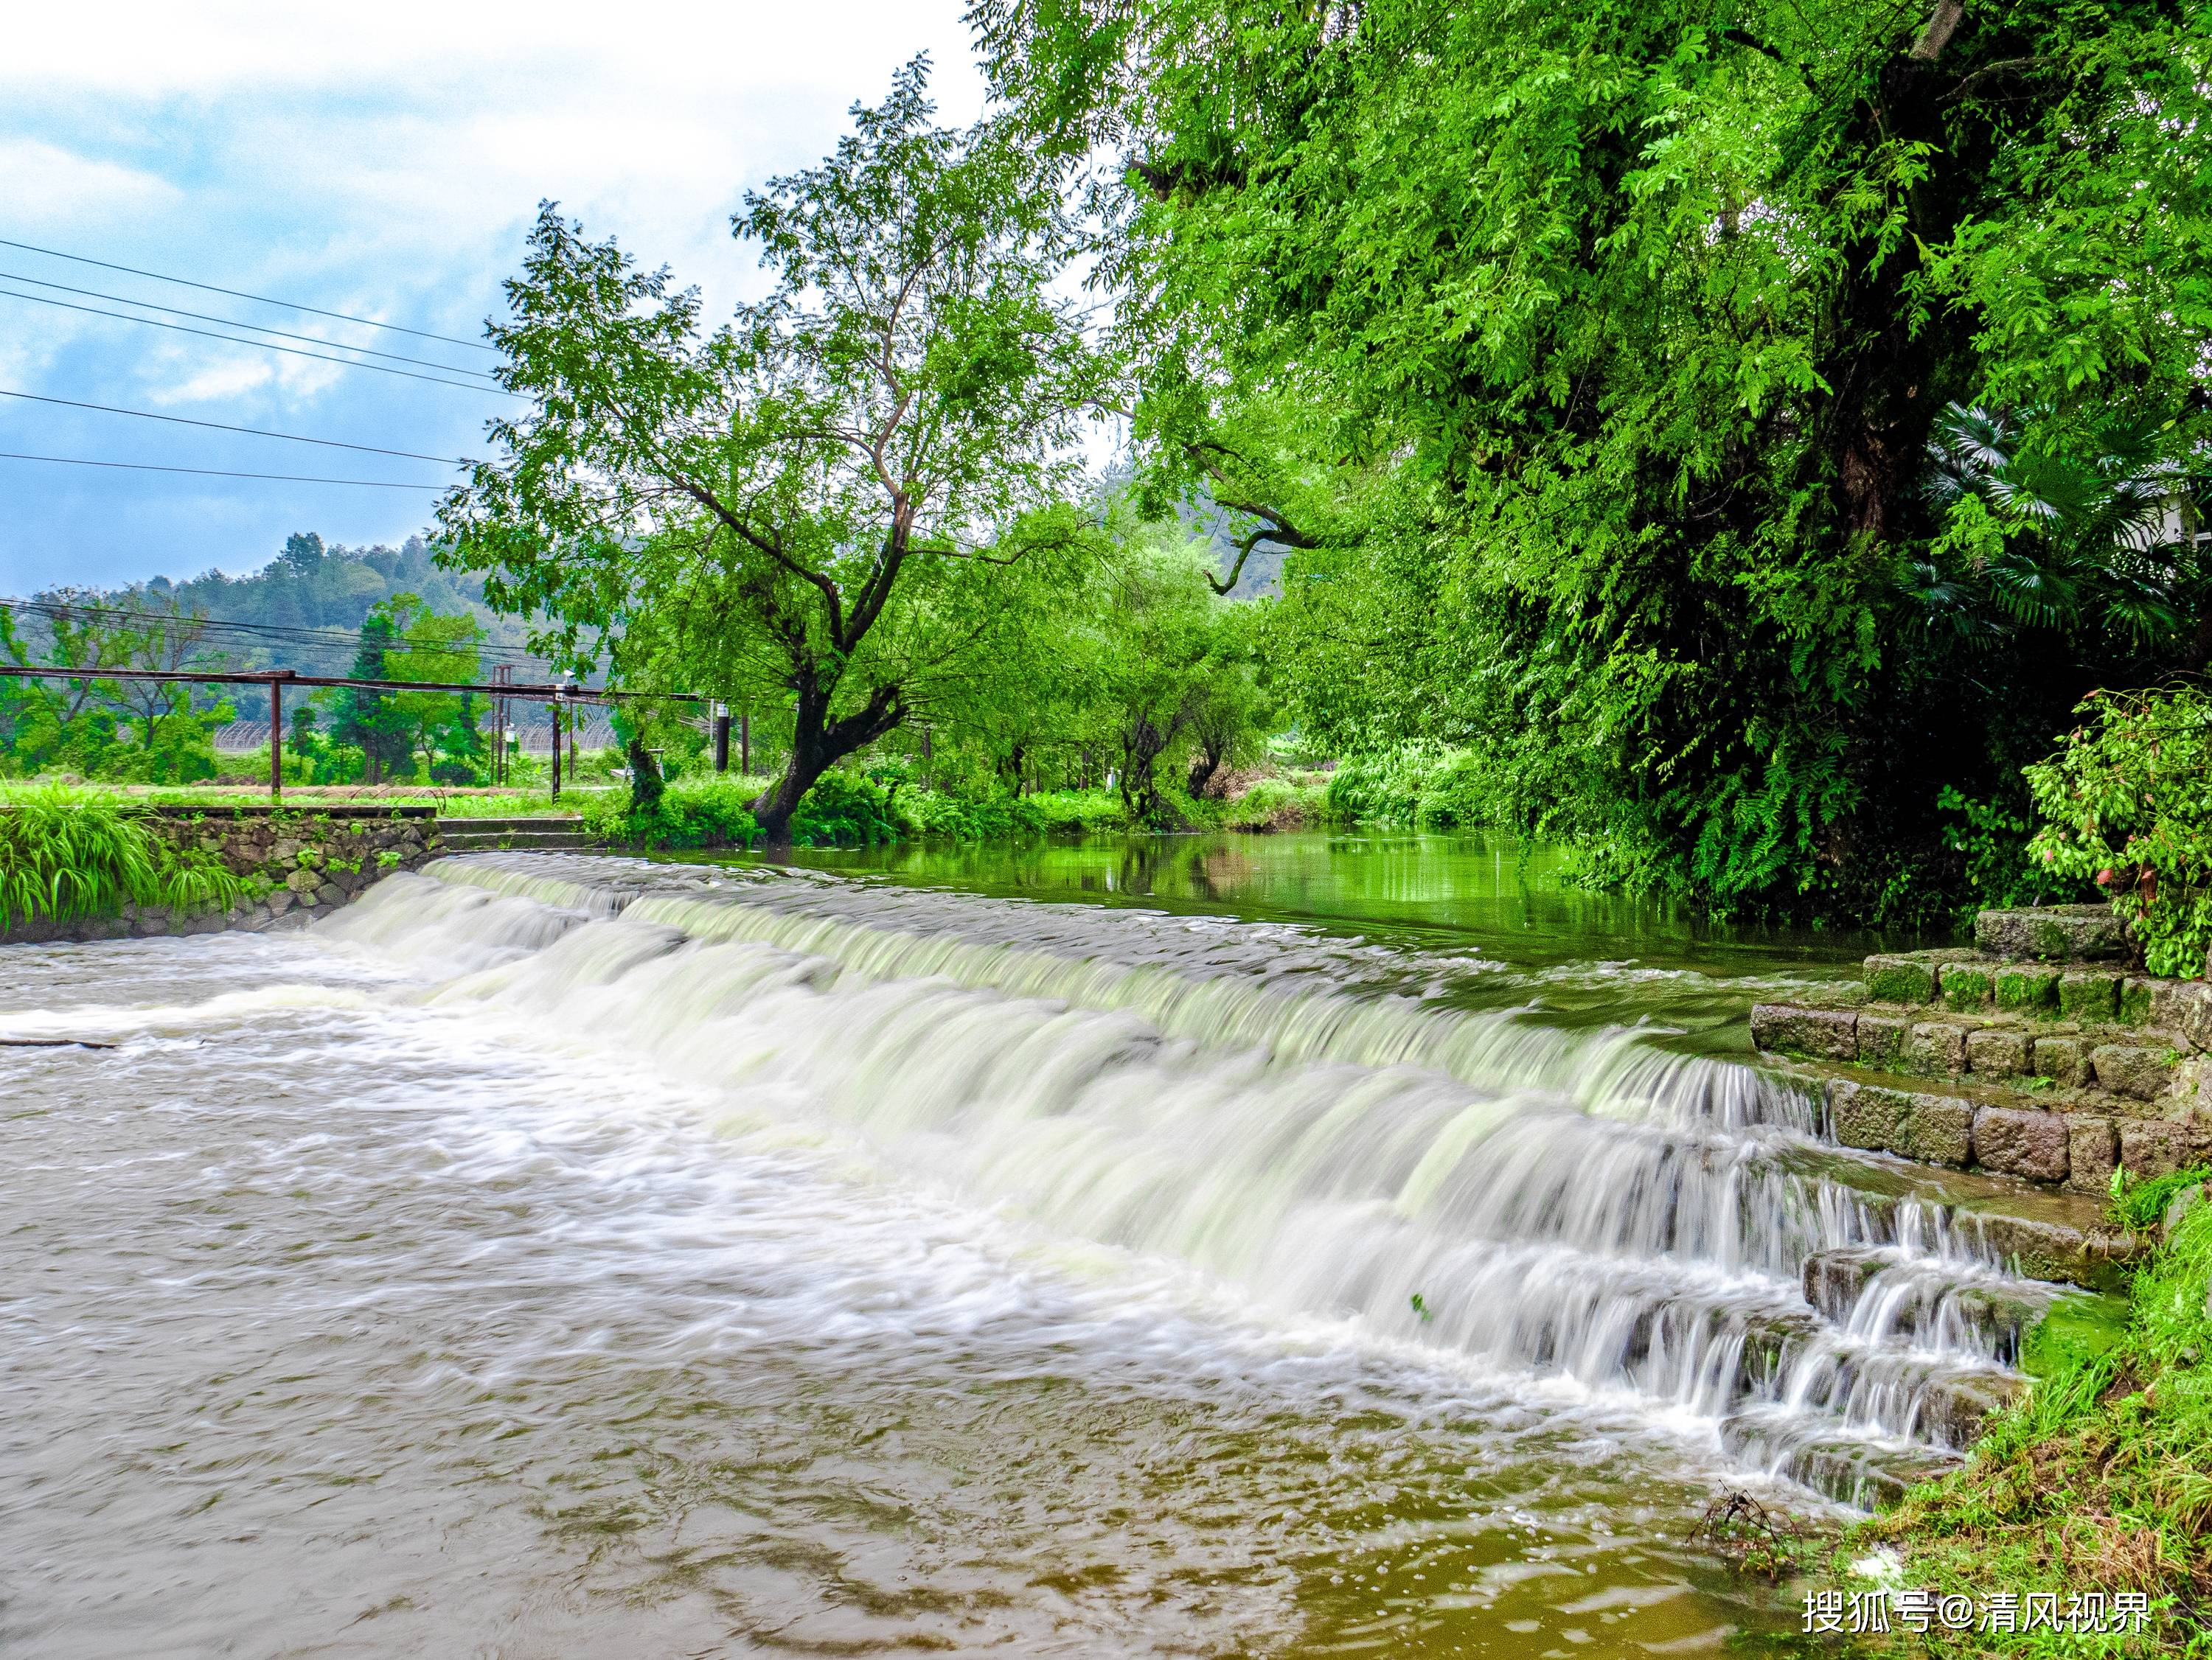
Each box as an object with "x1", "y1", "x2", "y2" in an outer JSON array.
[{"x1": 758, "y1": 830, "x2": 1879, "y2": 1050}]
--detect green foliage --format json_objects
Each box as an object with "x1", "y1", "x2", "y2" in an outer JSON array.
[
  {"x1": 0, "y1": 787, "x2": 242, "y2": 927},
  {"x1": 2110, "y1": 1165, "x2": 2212, "y2": 1235},
  {"x1": 1858, "y1": 1196, "x2": 2212, "y2": 1654},
  {"x1": 440, "y1": 58, "x2": 1116, "y2": 844},
  {"x1": 1938, "y1": 785, "x2": 2086, "y2": 913},
  {"x1": 977, "y1": 0, "x2": 2212, "y2": 922},
  {"x1": 580, "y1": 775, "x2": 759, "y2": 851},
  {"x1": 2027, "y1": 685, "x2": 2212, "y2": 978}
]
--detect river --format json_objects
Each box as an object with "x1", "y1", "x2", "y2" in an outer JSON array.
[{"x1": 2, "y1": 831, "x2": 2039, "y2": 1656}]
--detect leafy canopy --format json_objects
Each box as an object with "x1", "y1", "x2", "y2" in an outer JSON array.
[{"x1": 439, "y1": 57, "x2": 1118, "y2": 837}]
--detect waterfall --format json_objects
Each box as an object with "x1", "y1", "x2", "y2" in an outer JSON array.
[{"x1": 323, "y1": 859, "x2": 2076, "y2": 1504}]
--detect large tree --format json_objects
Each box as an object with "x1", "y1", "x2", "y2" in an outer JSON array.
[
  {"x1": 440, "y1": 59, "x2": 1115, "y2": 843},
  {"x1": 975, "y1": 0, "x2": 2212, "y2": 918}
]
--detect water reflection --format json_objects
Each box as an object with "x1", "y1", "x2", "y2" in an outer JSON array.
[{"x1": 773, "y1": 831, "x2": 1884, "y2": 979}]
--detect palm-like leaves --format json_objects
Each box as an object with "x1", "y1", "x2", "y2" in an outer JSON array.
[{"x1": 1917, "y1": 402, "x2": 2195, "y2": 647}]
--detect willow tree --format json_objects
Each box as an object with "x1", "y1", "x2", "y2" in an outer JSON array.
[
  {"x1": 975, "y1": 0, "x2": 2212, "y2": 918},
  {"x1": 440, "y1": 60, "x2": 1113, "y2": 843}
]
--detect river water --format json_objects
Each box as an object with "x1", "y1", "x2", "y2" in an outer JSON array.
[{"x1": 2, "y1": 833, "x2": 2052, "y2": 1656}]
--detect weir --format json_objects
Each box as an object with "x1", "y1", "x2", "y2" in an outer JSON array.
[{"x1": 327, "y1": 855, "x2": 2126, "y2": 1509}]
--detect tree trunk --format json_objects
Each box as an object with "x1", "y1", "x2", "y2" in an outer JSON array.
[{"x1": 748, "y1": 672, "x2": 903, "y2": 849}]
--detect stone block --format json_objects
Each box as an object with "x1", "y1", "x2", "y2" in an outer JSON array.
[
  {"x1": 2090, "y1": 1044, "x2": 2173, "y2": 1101},
  {"x1": 1854, "y1": 1014, "x2": 1908, "y2": 1070},
  {"x1": 284, "y1": 867, "x2": 321, "y2": 894},
  {"x1": 2147, "y1": 980, "x2": 2212, "y2": 1051},
  {"x1": 2120, "y1": 1120, "x2": 2186, "y2": 1181},
  {"x1": 2058, "y1": 970, "x2": 2120, "y2": 1022},
  {"x1": 1749, "y1": 1004, "x2": 1857, "y2": 1061},
  {"x1": 2164, "y1": 1182, "x2": 2206, "y2": 1235},
  {"x1": 1940, "y1": 963, "x2": 1994, "y2": 1013},
  {"x1": 1964, "y1": 1026, "x2": 2031, "y2": 1078},
  {"x1": 2118, "y1": 977, "x2": 2155, "y2": 1026},
  {"x1": 1975, "y1": 904, "x2": 2131, "y2": 962},
  {"x1": 1903, "y1": 1022, "x2": 1969, "y2": 1077},
  {"x1": 2031, "y1": 1034, "x2": 2090, "y2": 1088},
  {"x1": 315, "y1": 882, "x2": 345, "y2": 908},
  {"x1": 1894, "y1": 1092, "x2": 1975, "y2": 1166},
  {"x1": 1863, "y1": 955, "x2": 1936, "y2": 1004},
  {"x1": 1830, "y1": 1081, "x2": 1907, "y2": 1151},
  {"x1": 266, "y1": 890, "x2": 294, "y2": 916},
  {"x1": 1993, "y1": 966, "x2": 2060, "y2": 1017},
  {"x1": 2065, "y1": 1116, "x2": 2118, "y2": 1194},
  {"x1": 1972, "y1": 1106, "x2": 2071, "y2": 1182}
]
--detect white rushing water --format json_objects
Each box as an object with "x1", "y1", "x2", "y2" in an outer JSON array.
[
  {"x1": 391, "y1": 862, "x2": 2063, "y2": 1482},
  {"x1": 0, "y1": 857, "x2": 2079, "y2": 1656}
]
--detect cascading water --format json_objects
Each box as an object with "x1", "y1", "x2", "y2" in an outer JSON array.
[
  {"x1": 4, "y1": 843, "x2": 2103, "y2": 1656},
  {"x1": 361, "y1": 856, "x2": 2073, "y2": 1506}
]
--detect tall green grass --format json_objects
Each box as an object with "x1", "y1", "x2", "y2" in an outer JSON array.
[
  {"x1": 0, "y1": 787, "x2": 243, "y2": 929},
  {"x1": 1854, "y1": 1172, "x2": 2212, "y2": 1655}
]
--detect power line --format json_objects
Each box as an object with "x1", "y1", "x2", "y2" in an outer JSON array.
[
  {"x1": 0, "y1": 235, "x2": 500, "y2": 355},
  {"x1": 0, "y1": 287, "x2": 520, "y2": 397},
  {"x1": 0, "y1": 389, "x2": 475, "y2": 467},
  {"x1": 0, "y1": 451, "x2": 440, "y2": 489},
  {"x1": 1, "y1": 596, "x2": 551, "y2": 667},
  {"x1": 0, "y1": 270, "x2": 504, "y2": 381}
]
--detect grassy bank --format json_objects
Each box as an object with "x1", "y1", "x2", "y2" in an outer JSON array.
[
  {"x1": 1, "y1": 767, "x2": 1340, "y2": 856},
  {"x1": 577, "y1": 770, "x2": 1336, "y2": 851},
  {"x1": 0, "y1": 787, "x2": 243, "y2": 928},
  {"x1": 1840, "y1": 1171, "x2": 2212, "y2": 1655}
]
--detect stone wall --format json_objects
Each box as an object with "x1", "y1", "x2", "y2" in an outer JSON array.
[
  {"x1": 1, "y1": 807, "x2": 439, "y2": 945},
  {"x1": 1753, "y1": 905, "x2": 2212, "y2": 1189}
]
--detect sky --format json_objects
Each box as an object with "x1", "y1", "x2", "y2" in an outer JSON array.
[{"x1": 0, "y1": 0, "x2": 987, "y2": 596}]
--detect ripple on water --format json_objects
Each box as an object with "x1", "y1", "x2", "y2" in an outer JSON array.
[{"x1": 0, "y1": 924, "x2": 1802, "y2": 1657}]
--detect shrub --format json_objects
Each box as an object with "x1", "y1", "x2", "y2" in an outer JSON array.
[
  {"x1": 0, "y1": 787, "x2": 242, "y2": 927},
  {"x1": 581, "y1": 775, "x2": 759, "y2": 850},
  {"x1": 2025, "y1": 685, "x2": 2212, "y2": 977}
]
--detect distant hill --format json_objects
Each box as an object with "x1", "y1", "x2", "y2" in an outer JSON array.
[{"x1": 18, "y1": 533, "x2": 547, "y2": 679}]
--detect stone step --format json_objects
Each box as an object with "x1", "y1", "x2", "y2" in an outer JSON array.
[
  {"x1": 1772, "y1": 1140, "x2": 2146, "y2": 1290},
  {"x1": 1722, "y1": 1406, "x2": 1966, "y2": 1510},
  {"x1": 435, "y1": 815, "x2": 585, "y2": 832},
  {"x1": 438, "y1": 831, "x2": 597, "y2": 851},
  {"x1": 1800, "y1": 1246, "x2": 2065, "y2": 1365}
]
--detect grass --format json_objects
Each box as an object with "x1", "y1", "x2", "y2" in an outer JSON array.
[
  {"x1": 0, "y1": 785, "x2": 244, "y2": 927},
  {"x1": 1842, "y1": 1168, "x2": 2212, "y2": 1656}
]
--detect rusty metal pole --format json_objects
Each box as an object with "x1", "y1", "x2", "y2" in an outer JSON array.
[
  {"x1": 712, "y1": 702, "x2": 731, "y2": 773},
  {"x1": 268, "y1": 676, "x2": 282, "y2": 800},
  {"x1": 549, "y1": 695, "x2": 562, "y2": 801}
]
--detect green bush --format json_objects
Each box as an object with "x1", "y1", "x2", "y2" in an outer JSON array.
[
  {"x1": 0, "y1": 787, "x2": 242, "y2": 927},
  {"x1": 581, "y1": 776, "x2": 759, "y2": 851},
  {"x1": 1221, "y1": 776, "x2": 1327, "y2": 831},
  {"x1": 2025, "y1": 685, "x2": 2212, "y2": 977},
  {"x1": 1326, "y1": 745, "x2": 1498, "y2": 830}
]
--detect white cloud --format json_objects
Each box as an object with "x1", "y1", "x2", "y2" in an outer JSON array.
[
  {"x1": 0, "y1": 139, "x2": 178, "y2": 223},
  {"x1": 0, "y1": 0, "x2": 990, "y2": 585}
]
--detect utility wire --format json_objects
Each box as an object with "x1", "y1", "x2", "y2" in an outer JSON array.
[
  {"x1": 0, "y1": 287, "x2": 521, "y2": 397},
  {"x1": 1, "y1": 596, "x2": 551, "y2": 667},
  {"x1": 0, "y1": 451, "x2": 441, "y2": 489},
  {"x1": 0, "y1": 235, "x2": 500, "y2": 355},
  {"x1": 0, "y1": 270, "x2": 504, "y2": 380},
  {"x1": 0, "y1": 388, "x2": 475, "y2": 467}
]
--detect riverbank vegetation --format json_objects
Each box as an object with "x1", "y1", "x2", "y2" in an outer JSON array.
[
  {"x1": 12, "y1": 3, "x2": 2211, "y2": 918},
  {"x1": 0, "y1": 787, "x2": 241, "y2": 929},
  {"x1": 1847, "y1": 1171, "x2": 2212, "y2": 1654}
]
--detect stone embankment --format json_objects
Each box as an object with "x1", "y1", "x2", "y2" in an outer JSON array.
[
  {"x1": 1, "y1": 806, "x2": 440, "y2": 944},
  {"x1": 1753, "y1": 903, "x2": 2212, "y2": 1196}
]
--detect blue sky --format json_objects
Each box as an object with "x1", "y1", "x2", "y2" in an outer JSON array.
[{"x1": 0, "y1": 1, "x2": 984, "y2": 596}]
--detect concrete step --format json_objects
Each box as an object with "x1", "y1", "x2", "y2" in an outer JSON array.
[{"x1": 437, "y1": 826, "x2": 597, "y2": 851}]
